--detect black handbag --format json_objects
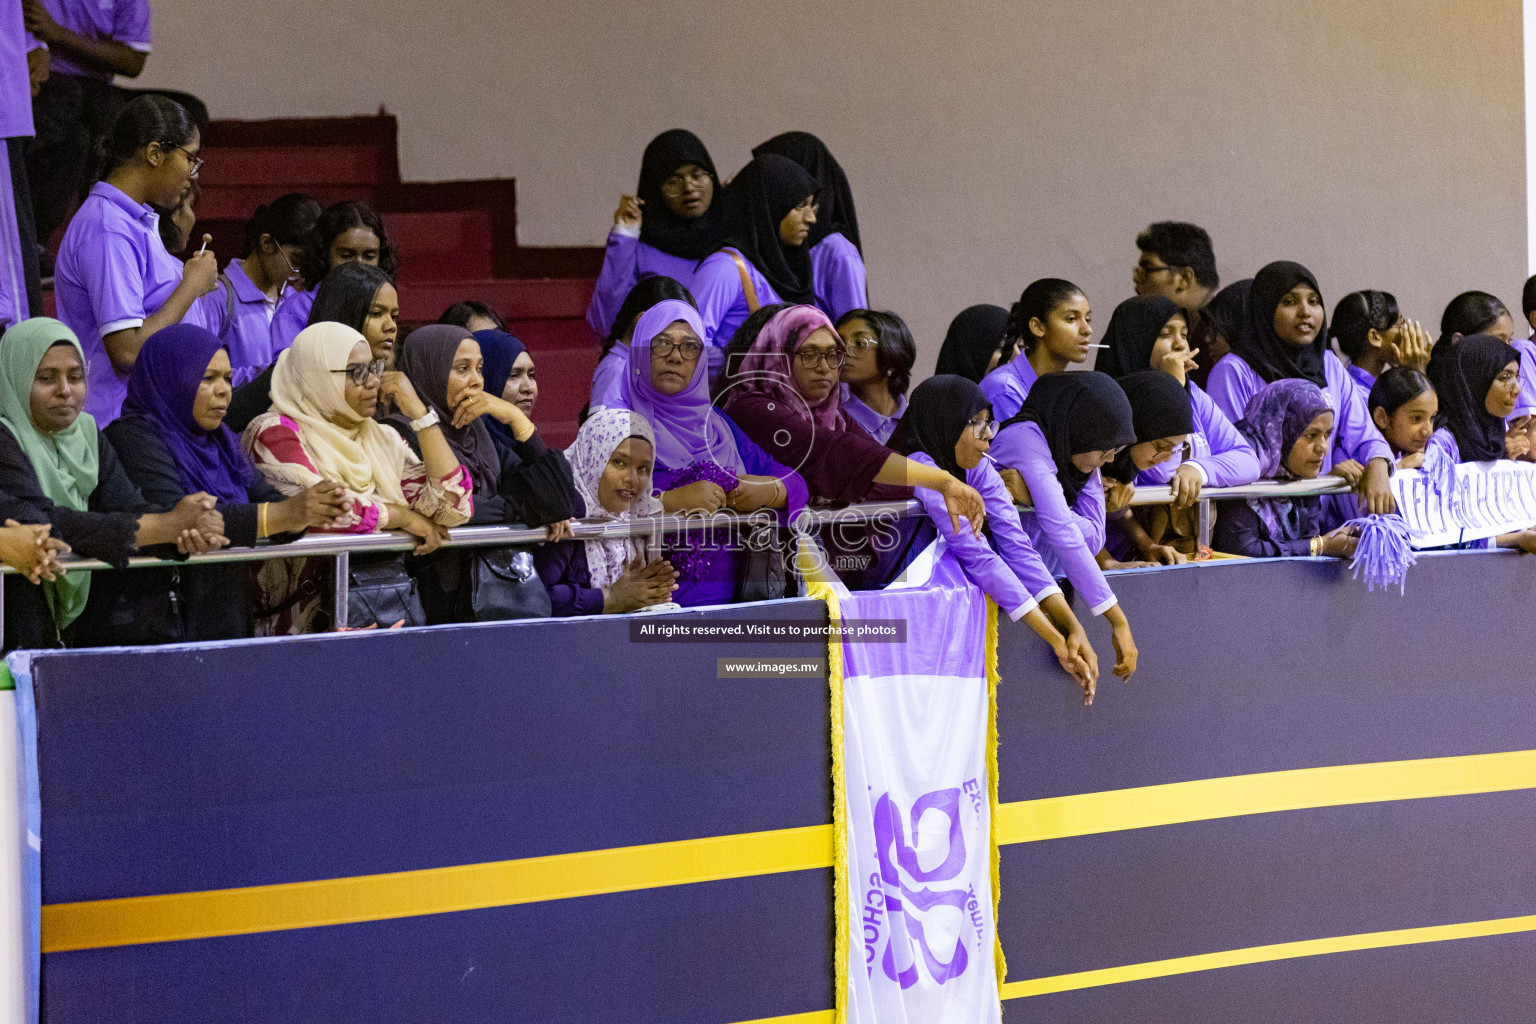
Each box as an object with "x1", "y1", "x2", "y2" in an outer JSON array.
[
  {"x1": 468, "y1": 547, "x2": 551, "y2": 621},
  {"x1": 84, "y1": 568, "x2": 186, "y2": 646},
  {"x1": 736, "y1": 524, "x2": 787, "y2": 603},
  {"x1": 347, "y1": 555, "x2": 427, "y2": 629}
]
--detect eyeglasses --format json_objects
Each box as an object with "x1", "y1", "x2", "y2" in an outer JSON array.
[
  {"x1": 651, "y1": 338, "x2": 705, "y2": 360},
  {"x1": 1133, "y1": 261, "x2": 1175, "y2": 281},
  {"x1": 661, "y1": 169, "x2": 713, "y2": 196},
  {"x1": 163, "y1": 142, "x2": 204, "y2": 176},
  {"x1": 791, "y1": 201, "x2": 820, "y2": 217},
  {"x1": 967, "y1": 417, "x2": 998, "y2": 440},
  {"x1": 796, "y1": 347, "x2": 848, "y2": 370},
  {"x1": 332, "y1": 359, "x2": 386, "y2": 386},
  {"x1": 844, "y1": 336, "x2": 880, "y2": 352}
]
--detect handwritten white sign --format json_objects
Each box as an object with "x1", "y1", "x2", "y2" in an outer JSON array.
[{"x1": 1392, "y1": 461, "x2": 1536, "y2": 548}]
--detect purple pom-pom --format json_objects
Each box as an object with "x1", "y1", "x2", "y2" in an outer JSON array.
[{"x1": 1342, "y1": 514, "x2": 1416, "y2": 594}]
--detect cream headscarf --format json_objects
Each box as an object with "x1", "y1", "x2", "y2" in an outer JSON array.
[{"x1": 268, "y1": 322, "x2": 408, "y2": 506}]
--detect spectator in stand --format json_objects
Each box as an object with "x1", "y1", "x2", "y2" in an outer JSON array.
[
  {"x1": 751, "y1": 132, "x2": 866, "y2": 320},
  {"x1": 1327, "y1": 290, "x2": 1432, "y2": 389},
  {"x1": 1, "y1": 1, "x2": 46, "y2": 328},
  {"x1": 385, "y1": 324, "x2": 578, "y2": 622},
  {"x1": 895, "y1": 374, "x2": 1097, "y2": 701},
  {"x1": 53, "y1": 95, "x2": 217, "y2": 425},
  {"x1": 590, "y1": 276, "x2": 696, "y2": 412},
  {"x1": 151, "y1": 175, "x2": 195, "y2": 253},
  {"x1": 980, "y1": 279, "x2": 1093, "y2": 421},
  {"x1": 22, "y1": 0, "x2": 152, "y2": 253},
  {"x1": 269, "y1": 200, "x2": 396, "y2": 355},
  {"x1": 0, "y1": 318, "x2": 225, "y2": 651},
  {"x1": 87, "y1": 324, "x2": 348, "y2": 643},
  {"x1": 1189, "y1": 278, "x2": 1248, "y2": 388},
  {"x1": 439, "y1": 299, "x2": 505, "y2": 333},
  {"x1": 226, "y1": 261, "x2": 398, "y2": 432},
  {"x1": 1368, "y1": 367, "x2": 1439, "y2": 469},
  {"x1": 614, "y1": 299, "x2": 807, "y2": 606},
  {"x1": 1425, "y1": 290, "x2": 1514, "y2": 391},
  {"x1": 473, "y1": 329, "x2": 539, "y2": 443},
  {"x1": 1098, "y1": 369, "x2": 1194, "y2": 567},
  {"x1": 1096, "y1": 294, "x2": 1258, "y2": 559},
  {"x1": 1213, "y1": 379, "x2": 1357, "y2": 560},
  {"x1": 1431, "y1": 334, "x2": 1528, "y2": 464},
  {"x1": 534, "y1": 408, "x2": 679, "y2": 616},
  {"x1": 1205, "y1": 260, "x2": 1395, "y2": 514},
  {"x1": 835, "y1": 309, "x2": 913, "y2": 444},
  {"x1": 1132, "y1": 222, "x2": 1219, "y2": 325},
  {"x1": 193, "y1": 193, "x2": 320, "y2": 386},
  {"x1": 992, "y1": 371, "x2": 1140, "y2": 681},
  {"x1": 721, "y1": 304, "x2": 988, "y2": 512},
  {"x1": 586, "y1": 129, "x2": 719, "y2": 337},
  {"x1": 692, "y1": 154, "x2": 819, "y2": 373},
  {"x1": 242, "y1": 322, "x2": 472, "y2": 633},
  {"x1": 935, "y1": 304, "x2": 1011, "y2": 383}
]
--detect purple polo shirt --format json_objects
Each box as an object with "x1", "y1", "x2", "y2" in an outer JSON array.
[
  {"x1": 1, "y1": 3, "x2": 39, "y2": 137},
  {"x1": 192, "y1": 258, "x2": 280, "y2": 385},
  {"x1": 269, "y1": 286, "x2": 315, "y2": 356},
  {"x1": 584, "y1": 226, "x2": 708, "y2": 339},
  {"x1": 55, "y1": 181, "x2": 188, "y2": 423},
  {"x1": 39, "y1": 0, "x2": 151, "y2": 80},
  {"x1": 809, "y1": 231, "x2": 867, "y2": 322}
]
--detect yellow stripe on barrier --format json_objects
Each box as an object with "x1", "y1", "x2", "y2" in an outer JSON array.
[
  {"x1": 41, "y1": 750, "x2": 1536, "y2": 953},
  {"x1": 727, "y1": 1013, "x2": 835, "y2": 1024},
  {"x1": 996, "y1": 748, "x2": 1536, "y2": 845},
  {"x1": 1000, "y1": 913, "x2": 1536, "y2": 999},
  {"x1": 41, "y1": 824, "x2": 835, "y2": 953}
]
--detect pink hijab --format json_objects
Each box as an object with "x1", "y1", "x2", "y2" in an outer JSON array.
[{"x1": 724, "y1": 304, "x2": 851, "y2": 432}]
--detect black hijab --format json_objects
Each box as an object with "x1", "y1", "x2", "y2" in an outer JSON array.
[
  {"x1": 717, "y1": 154, "x2": 818, "y2": 305},
  {"x1": 1002, "y1": 371, "x2": 1136, "y2": 505},
  {"x1": 389, "y1": 324, "x2": 503, "y2": 496},
  {"x1": 1438, "y1": 333, "x2": 1520, "y2": 461},
  {"x1": 751, "y1": 131, "x2": 861, "y2": 252},
  {"x1": 636, "y1": 129, "x2": 722, "y2": 261},
  {"x1": 1104, "y1": 370, "x2": 1196, "y2": 483},
  {"x1": 936, "y1": 304, "x2": 1010, "y2": 382},
  {"x1": 1231, "y1": 261, "x2": 1327, "y2": 386},
  {"x1": 1099, "y1": 295, "x2": 1184, "y2": 378},
  {"x1": 1201, "y1": 279, "x2": 1250, "y2": 348},
  {"x1": 898, "y1": 375, "x2": 990, "y2": 481}
]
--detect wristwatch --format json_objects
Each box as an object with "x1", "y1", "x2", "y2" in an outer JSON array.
[{"x1": 410, "y1": 408, "x2": 440, "y2": 432}]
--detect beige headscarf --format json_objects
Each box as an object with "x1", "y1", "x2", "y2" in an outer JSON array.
[{"x1": 268, "y1": 322, "x2": 408, "y2": 505}]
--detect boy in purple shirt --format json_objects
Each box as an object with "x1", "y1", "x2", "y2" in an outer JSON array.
[
  {"x1": 53, "y1": 95, "x2": 216, "y2": 424},
  {"x1": 22, "y1": 0, "x2": 151, "y2": 247}
]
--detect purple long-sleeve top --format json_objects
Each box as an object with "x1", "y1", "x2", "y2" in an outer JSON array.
[
  {"x1": 268, "y1": 286, "x2": 315, "y2": 357},
  {"x1": 907, "y1": 452, "x2": 1059, "y2": 620},
  {"x1": 1137, "y1": 381, "x2": 1261, "y2": 488},
  {"x1": 584, "y1": 227, "x2": 708, "y2": 338},
  {"x1": 691, "y1": 248, "x2": 784, "y2": 350},
  {"x1": 979, "y1": 358, "x2": 1038, "y2": 423},
  {"x1": 810, "y1": 232, "x2": 867, "y2": 322},
  {"x1": 589, "y1": 344, "x2": 627, "y2": 410},
  {"x1": 653, "y1": 413, "x2": 808, "y2": 608},
  {"x1": 1, "y1": 1, "x2": 39, "y2": 138},
  {"x1": 1207, "y1": 350, "x2": 1392, "y2": 471},
  {"x1": 990, "y1": 419, "x2": 1118, "y2": 615},
  {"x1": 1507, "y1": 337, "x2": 1536, "y2": 421}
]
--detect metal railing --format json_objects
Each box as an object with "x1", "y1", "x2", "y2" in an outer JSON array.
[{"x1": 0, "y1": 477, "x2": 1357, "y2": 644}]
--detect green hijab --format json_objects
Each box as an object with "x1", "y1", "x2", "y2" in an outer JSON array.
[{"x1": 0, "y1": 319, "x2": 99, "y2": 627}]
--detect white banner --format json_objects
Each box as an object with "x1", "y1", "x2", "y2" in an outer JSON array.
[
  {"x1": 816, "y1": 544, "x2": 1002, "y2": 1024},
  {"x1": 1391, "y1": 460, "x2": 1536, "y2": 548}
]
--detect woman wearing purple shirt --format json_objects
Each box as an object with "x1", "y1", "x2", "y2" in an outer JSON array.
[
  {"x1": 588, "y1": 275, "x2": 695, "y2": 413},
  {"x1": 1328, "y1": 290, "x2": 1432, "y2": 393},
  {"x1": 692, "y1": 155, "x2": 818, "y2": 364},
  {"x1": 751, "y1": 132, "x2": 868, "y2": 321},
  {"x1": 979, "y1": 278, "x2": 1094, "y2": 422},
  {"x1": 992, "y1": 371, "x2": 1140, "y2": 681},
  {"x1": 1205, "y1": 261, "x2": 1396, "y2": 514},
  {"x1": 898, "y1": 375, "x2": 1098, "y2": 701},
  {"x1": 585, "y1": 130, "x2": 720, "y2": 339},
  {"x1": 54, "y1": 95, "x2": 218, "y2": 425},
  {"x1": 834, "y1": 309, "x2": 912, "y2": 444},
  {"x1": 268, "y1": 200, "x2": 397, "y2": 356}
]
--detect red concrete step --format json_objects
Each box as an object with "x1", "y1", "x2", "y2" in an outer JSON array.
[
  {"x1": 198, "y1": 145, "x2": 388, "y2": 189},
  {"x1": 399, "y1": 278, "x2": 597, "y2": 326},
  {"x1": 197, "y1": 184, "x2": 377, "y2": 222},
  {"x1": 384, "y1": 211, "x2": 492, "y2": 283}
]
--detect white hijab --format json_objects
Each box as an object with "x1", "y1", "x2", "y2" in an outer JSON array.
[{"x1": 564, "y1": 408, "x2": 664, "y2": 587}]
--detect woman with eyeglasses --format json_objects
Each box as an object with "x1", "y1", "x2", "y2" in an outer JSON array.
[
  {"x1": 980, "y1": 279, "x2": 1095, "y2": 422},
  {"x1": 53, "y1": 95, "x2": 219, "y2": 426},
  {"x1": 616, "y1": 299, "x2": 807, "y2": 606},
  {"x1": 242, "y1": 322, "x2": 472, "y2": 633},
  {"x1": 894, "y1": 375, "x2": 1098, "y2": 703},
  {"x1": 721, "y1": 305, "x2": 987, "y2": 516},
  {"x1": 751, "y1": 132, "x2": 867, "y2": 321},
  {"x1": 586, "y1": 130, "x2": 722, "y2": 340},
  {"x1": 193, "y1": 193, "x2": 321, "y2": 387},
  {"x1": 992, "y1": 371, "x2": 1141, "y2": 681},
  {"x1": 1096, "y1": 295, "x2": 1258, "y2": 560},
  {"x1": 692, "y1": 154, "x2": 821, "y2": 376},
  {"x1": 268, "y1": 200, "x2": 399, "y2": 357},
  {"x1": 835, "y1": 309, "x2": 914, "y2": 444}
]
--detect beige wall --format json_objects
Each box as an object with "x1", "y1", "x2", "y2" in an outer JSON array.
[{"x1": 140, "y1": 0, "x2": 1525, "y2": 371}]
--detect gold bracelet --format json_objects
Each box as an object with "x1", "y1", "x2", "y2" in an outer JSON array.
[
  {"x1": 259, "y1": 502, "x2": 269, "y2": 539},
  {"x1": 1310, "y1": 535, "x2": 1322, "y2": 556}
]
